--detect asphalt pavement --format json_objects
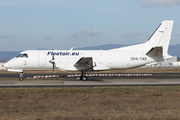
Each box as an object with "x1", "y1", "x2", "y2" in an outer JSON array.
[{"x1": 0, "y1": 73, "x2": 180, "y2": 87}]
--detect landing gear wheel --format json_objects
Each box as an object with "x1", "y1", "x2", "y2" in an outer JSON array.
[
  {"x1": 19, "y1": 77, "x2": 24, "y2": 81},
  {"x1": 79, "y1": 71, "x2": 88, "y2": 81},
  {"x1": 80, "y1": 75, "x2": 83, "y2": 80},
  {"x1": 80, "y1": 75, "x2": 87, "y2": 81},
  {"x1": 19, "y1": 72, "x2": 24, "y2": 81},
  {"x1": 82, "y1": 76, "x2": 87, "y2": 81}
]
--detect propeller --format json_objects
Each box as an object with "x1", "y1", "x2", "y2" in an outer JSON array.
[{"x1": 49, "y1": 49, "x2": 55, "y2": 73}]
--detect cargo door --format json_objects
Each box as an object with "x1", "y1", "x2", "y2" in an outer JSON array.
[{"x1": 38, "y1": 52, "x2": 46, "y2": 67}]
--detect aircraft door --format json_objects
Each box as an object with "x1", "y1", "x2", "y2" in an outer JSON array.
[{"x1": 38, "y1": 52, "x2": 46, "y2": 67}]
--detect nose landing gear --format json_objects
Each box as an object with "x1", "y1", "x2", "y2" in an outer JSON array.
[{"x1": 19, "y1": 72, "x2": 24, "y2": 81}]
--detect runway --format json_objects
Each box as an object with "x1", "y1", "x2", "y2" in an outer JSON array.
[
  {"x1": 0, "y1": 72, "x2": 180, "y2": 78},
  {"x1": 1, "y1": 73, "x2": 180, "y2": 87}
]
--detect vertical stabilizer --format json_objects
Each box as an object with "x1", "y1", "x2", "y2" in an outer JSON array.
[{"x1": 145, "y1": 21, "x2": 174, "y2": 57}]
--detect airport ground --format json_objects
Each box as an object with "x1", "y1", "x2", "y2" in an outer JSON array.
[{"x1": 1, "y1": 68, "x2": 180, "y2": 120}]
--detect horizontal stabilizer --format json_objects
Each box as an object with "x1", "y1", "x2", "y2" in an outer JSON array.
[{"x1": 146, "y1": 47, "x2": 162, "y2": 57}]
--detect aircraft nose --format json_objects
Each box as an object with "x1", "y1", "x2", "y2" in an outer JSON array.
[{"x1": 3, "y1": 62, "x2": 9, "y2": 68}]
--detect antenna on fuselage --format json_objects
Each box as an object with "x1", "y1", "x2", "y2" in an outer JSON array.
[{"x1": 70, "y1": 47, "x2": 73, "y2": 51}]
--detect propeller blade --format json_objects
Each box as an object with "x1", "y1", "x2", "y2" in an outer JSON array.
[
  {"x1": 53, "y1": 62, "x2": 55, "y2": 73},
  {"x1": 52, "y1": 53, "x2": 54, "y2": 60},
  {"x1": 50, "y1": 48, "x2": 55, "y2": 73}
]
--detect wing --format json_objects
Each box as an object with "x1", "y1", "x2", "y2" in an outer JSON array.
[{"x1": 74, "y1": 57, "x2": 93, "y2": 71}]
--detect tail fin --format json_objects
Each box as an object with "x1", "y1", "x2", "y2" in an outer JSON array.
[{"x1": 145, "y1": 21, "x2": 174, "y2": 57}]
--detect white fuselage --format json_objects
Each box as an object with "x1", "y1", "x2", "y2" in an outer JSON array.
[{"x1": 4, "y1": 49, "x2": 164, "y2": 72}]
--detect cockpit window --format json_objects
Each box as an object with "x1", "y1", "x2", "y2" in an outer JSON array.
[
  {"x1": 16, "y1": 53, "x2": 28, "y2": 58},
  {"x1": 16, "y1": 54, "x2": 23, "y2": 58},
  {"x1": 21, "y1": 54, "x2": 28, "y2": 58}
]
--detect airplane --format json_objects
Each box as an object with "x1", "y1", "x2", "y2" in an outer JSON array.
[{"x1": 3, "y1": 20, "x2": 174, "y2": 81}]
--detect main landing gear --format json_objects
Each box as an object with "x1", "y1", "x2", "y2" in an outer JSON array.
[
  {"x1": 80, "y1": 71, "x2": 87, "y2": 81},
  {"x1": 19, "y1": 72, "x2": 24, "y2": 81}
]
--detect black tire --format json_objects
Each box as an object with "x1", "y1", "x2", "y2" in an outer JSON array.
[
  {"x1": 80, "y1": 75, "x2": 83, "y2": 80},
  {"x1": 82, "y1": 76, "x2": 87, "y2": 81},
  {"x1": 19, "y1": 77, "x2": 24, "y2": 81}
]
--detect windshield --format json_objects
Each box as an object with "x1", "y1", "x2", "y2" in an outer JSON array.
[
  {"x1": 16, "y1": 53, "x2": 28, "y2": 58},
  {"x1": 16, "y1": 54, "x2": 23, "y2": 58},
  {"x1": 21, "y1": 54, "x2": 28, "y2": 58}
]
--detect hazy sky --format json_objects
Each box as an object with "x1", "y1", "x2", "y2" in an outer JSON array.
[{"x1": 0, "y1": 0, "x2": 180, "y2": 51}]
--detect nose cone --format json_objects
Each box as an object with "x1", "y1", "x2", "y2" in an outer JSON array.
[{"x1": 3, "y1": 62, "x2": 9, "y2": 69}]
